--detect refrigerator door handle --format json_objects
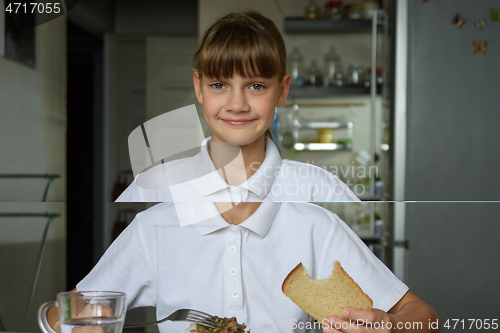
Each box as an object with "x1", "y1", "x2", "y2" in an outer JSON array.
[{"x1": 382, "y1": 238, "x2": 409, "y2": 249}]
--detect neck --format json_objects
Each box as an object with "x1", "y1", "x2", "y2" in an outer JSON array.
[
  {"x1": 215, "y1": 202, "x2": 261, "y2": 225},
  {"x1": 209, "y1": 134, "x2": 266, "y2": 186}
]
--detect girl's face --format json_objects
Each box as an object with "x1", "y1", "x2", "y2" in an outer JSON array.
[{"x1": 193, "y1": 71, "x2": 290, "y2": 147}]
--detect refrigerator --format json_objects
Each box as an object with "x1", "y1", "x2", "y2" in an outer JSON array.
[{"x1": 391, "y1": 0, "x2": 500, "y2": 326}]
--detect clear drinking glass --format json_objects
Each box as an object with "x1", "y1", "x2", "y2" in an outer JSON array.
[{"x1": 38, "y1": 291, "x2": 127, "y2": 333}]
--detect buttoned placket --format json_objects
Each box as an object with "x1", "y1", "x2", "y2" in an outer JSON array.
[{"x1": 224, "y1": 225, "x2": 244, "y2": 316}]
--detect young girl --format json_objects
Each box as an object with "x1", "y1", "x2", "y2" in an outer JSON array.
[
  {"x1": 49, "y1": 11, "x2": 438, "y2": 333},
  {"x1": 116, "y1": 11, "x2": 359, "y2": 203}
]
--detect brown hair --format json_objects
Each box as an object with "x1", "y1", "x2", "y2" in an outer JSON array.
[{"x1": 193, "y1": 11, "x2": 287, "y2": 83}]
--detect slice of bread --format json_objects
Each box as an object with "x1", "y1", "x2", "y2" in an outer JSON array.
[{"x1": 282, "y1": 261, "x2": 373, "y2": 323}]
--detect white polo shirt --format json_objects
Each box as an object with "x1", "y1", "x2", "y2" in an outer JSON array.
[
  {"x1": 116, "y1": 137, "x2": 360, "y2": 202},
  {"x1": 77, "y1": 202, "x2": 408, "y2": 333}
]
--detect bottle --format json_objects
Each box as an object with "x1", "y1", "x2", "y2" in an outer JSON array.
[
  {"x1": 305, "y1": 0, "x2": 321, "y2": 19},
  {"x1": 289, "y1": 47, "x2": 305, "y2": 87},
  {"x1": 324, "y1": 46, "x2": 340, "y2": 85},
  {"x1": 375, "y1": 67, "x2": 383, "y2": 85},
  {"x1": 324, "y1": 0, "x2": 343, "y2": 20},
  {"x1": 334, "y1": 64, "x2": 344, "y2": 86},
  {"x1": 364, "y1": 67, "x2": 383, "y2": 88},
  {"x1": 306, "y1": 59, "x2": 321, "y2": 86},
  {"x1": 347, "y1": 63, "x2": 364, "y2": 86},
  {"x1": 363, "y1": 0, "x2": 379, "y2": 19},
  {"x1": 318, "y1": 129, "x2": 334, "y2": 143},
  {"x1": 345, "y1": 4, "x2": 364, "y2": 19}
]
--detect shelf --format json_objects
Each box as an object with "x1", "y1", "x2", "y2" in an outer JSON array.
[
  {"x1": 288, "y1": 86, "x2": 380, "y2": 97},
  {"x1": 284, "y1": 17, "x2": 385, "y2": 34},
  {"x1": 284, "y1": 102, "x2": 366, "y2": 108},
  {"x1": 294, "y1": 142, "x2": 352, "y2": 151},
  {"x1": 296, "y1": 121, "x2": 352, "y2": 130}
]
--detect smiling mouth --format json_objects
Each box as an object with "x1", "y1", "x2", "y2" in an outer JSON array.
[{"x1": 220, "y1": 119, "x2": 256, "y2": 126}]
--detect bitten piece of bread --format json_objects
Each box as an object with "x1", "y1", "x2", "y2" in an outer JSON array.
[{"x1": 282, "y1": 261, "x2": 373, "y2": 323}]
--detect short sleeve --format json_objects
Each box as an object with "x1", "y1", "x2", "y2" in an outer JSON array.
[
  {"x1": 318, "y1": 213, "x2": 408, "y2": 311},
  {"x1": 76, "y1": 213, "x2": 157, "y2": 309},
  {"x1": 115, "y1": 164, "x2": 174, "y2": 202},
  {"x1": 115, "y1": 180, "x2": 151, "y2": 202}
]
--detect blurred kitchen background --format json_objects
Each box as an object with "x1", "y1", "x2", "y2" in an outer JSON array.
[{"x1": 1, "y1": 0, "x2": 499, "y2": 331}]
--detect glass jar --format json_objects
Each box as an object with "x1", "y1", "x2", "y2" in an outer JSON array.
[
  {"x1": 318, "y1": 129, "x2": 334, "y2": 143},
  {"x1": 322, "y1": 73, "x2": 330, "y2": 87},
  {"x1": 364, "y1": 67, "x2": 383, "y2": 87},
  {"x1": 324, "y1": 45, "x2": 340, "y2": 84},
  {"x1": 306, "y1": 59, "x2": 321, "y2": 86},
  {"x1": 347, "y1": 63, "x2": 364, "y2": 86},
  {"x1": 305, "y1": 0, "x2": 321, "y2": 20},
  {"x1": 375, "y1": 67, "x2": 383, "y2": 85},
  {"x1": 344, "y1": 4, "x2": 364, "y2": 19},
  {"x1": 363, "y1": 0, "x2": 379, "y2": 19},
  {"x1": 363, "y1": 69, "x2": 371, "y2": 88},
  {"x1": 333, "y1": 64, "x2": 344, "y2": 86},
  {"x1": 324, "y1": 0, "x2": 343, "y2": 20}
]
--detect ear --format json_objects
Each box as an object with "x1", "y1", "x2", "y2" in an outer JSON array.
[
  {"x1": 275, "y1": 73, "x2": 291, "y2": 107},
  {"x1": 193, "y1": 70, "x2": 203, "y2": 104}
]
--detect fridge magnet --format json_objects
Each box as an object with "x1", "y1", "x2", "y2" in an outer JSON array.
[
  {"x1": 491, "y1": 9, "x2": 500, "y2": 21},
  {"x1": 452, "y1": 14, "x2": 466, "y2": 28},
  {"x1": 474, "y1": 19, "x2": 487, "y2": 31},
  {"x1": 473, "y1": 40, "x2": 488, "y2": 54}
]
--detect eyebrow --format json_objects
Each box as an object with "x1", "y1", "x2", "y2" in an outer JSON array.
[{"x1": 205, "y1": 75, "x2": 273, "y2": 82}]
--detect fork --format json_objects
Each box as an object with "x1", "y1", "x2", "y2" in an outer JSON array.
[{"x1": 123, "y1": 309, "x2": 220, "y2": 329}]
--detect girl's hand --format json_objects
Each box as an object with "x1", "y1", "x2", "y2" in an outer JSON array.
[
  {"x1": 324, "y1": 308, "x2": 399, "y2": 333},
  {"x1": 73, "y1": 303, "x2": 114, "y2": 333}
]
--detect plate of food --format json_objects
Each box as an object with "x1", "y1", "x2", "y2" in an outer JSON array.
[{"x1": 184, "y1": 316, "x2": 249, "y2": 333}]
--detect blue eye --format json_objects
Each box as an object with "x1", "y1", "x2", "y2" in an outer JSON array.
[
  {"x1": 250, "y1": 84, "x2": 264, "y2": 90},
  {"x1": 211, "y1": 83, "x2": 225, "y2": 89}
]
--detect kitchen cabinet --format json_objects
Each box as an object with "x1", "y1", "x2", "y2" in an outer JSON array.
[
  {"x1": 284, "y1": 17, "x2": 384, "y2": 33},
  {"x1": 279, "y1": 12, "x2": 387, "y2": 191}
]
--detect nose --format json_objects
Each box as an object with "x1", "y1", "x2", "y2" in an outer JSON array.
[{"x1": 225, "y1": 89, "x2": 249, "y2": 113}]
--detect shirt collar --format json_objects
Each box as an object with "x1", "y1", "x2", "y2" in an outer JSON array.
[
  {"x1": 245, "y1": 137, "x2": 282, "y2": 199},
  {"x1": 196, "y1": 202, "x2": 281, "y2": 238},
  {"x1": 195, "y1": 137, "x2": 282, "y2": 200},
  {"x1": 195, "y1": 207, "x2": 232, "y2": 236},
  {"x1": 192, "y1": 138, "x2": 227, "y2": 197},
  {"x1": 238, "y1": 202, "x2": 281, "y2": 238}
]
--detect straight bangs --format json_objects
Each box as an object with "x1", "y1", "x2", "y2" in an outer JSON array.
[{"x1": 194, "y1": 12, "x2": 286, "y2": 81}]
